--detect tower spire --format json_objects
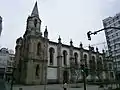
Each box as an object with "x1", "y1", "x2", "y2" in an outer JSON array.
[{"x1": 31, "y1": 1, "x2": 39, "y2": 17}]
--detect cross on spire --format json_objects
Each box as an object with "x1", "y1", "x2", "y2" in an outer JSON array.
[{"x1": 31, "y1": 1, "x2": 39, "y2": 17}]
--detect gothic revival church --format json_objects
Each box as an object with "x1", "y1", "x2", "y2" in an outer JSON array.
[{"x1": 14, "y1": 2, "x2": 115, "y2": 85}]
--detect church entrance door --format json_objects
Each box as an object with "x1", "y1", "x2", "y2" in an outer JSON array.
[{"x1": 63, "y1": 71, "x2": 69, "y2": 83}]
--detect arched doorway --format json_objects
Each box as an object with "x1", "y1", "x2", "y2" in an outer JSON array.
[{"x1": 63, "y1": 70, "x2": 69, "y2": 83}]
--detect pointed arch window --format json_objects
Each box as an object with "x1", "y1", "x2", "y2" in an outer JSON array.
[
  {"x1": 97, "y1": 57, "x2": 103, "y2": 70},
  {"x1": 63, "y1": 50, "x2": 67, "y2": 65},
  {"x1": 97, "y1": 61, "x2": 102, "y2": 70},
  {"x1": 84, "y1": 54, "x2": 87, "y2": 66},
  {"x1": 89, "y1": 56, "x2": 96, "y2": 70},
  {"x1": 89, "y1": 60, "x2": 92, "y2": 69},
  {"x1": 36, "y1": 64, "x2": 40, "y2": 76},
  {"x1": 37, "y1": 42, "x2": 41, "y2": 55},
  {"x1": 49, "y1": 47, "x2": 55, "y2": 65},
  {"x1": 74, "y1": 52, "x2": 78, "y2": 65},
  {"x1": 91, "y1": 56, "x2": 96, "y2": 69},
  {"x1": 34, "y1": 19, "x2": 37, "y2": 27},
  {"x1": 99, "y1": 57, "x2": 102, "y2": 62},
  {"x1": 92, "y1": 56, "x2": 95, "y2": 62}
]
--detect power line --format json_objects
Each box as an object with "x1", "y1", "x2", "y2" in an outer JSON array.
[{"x1": 84, "y1": 42, "x2": 106, "y2": 48}]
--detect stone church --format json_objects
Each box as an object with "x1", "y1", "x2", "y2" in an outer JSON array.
[{"x1": 14, "y1": 2, "x2": 115, "y2": 85}]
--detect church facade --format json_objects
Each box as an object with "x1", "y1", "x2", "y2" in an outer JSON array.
[{"x1": 14, "y1": 2, "x2": 115, "y2": 85}]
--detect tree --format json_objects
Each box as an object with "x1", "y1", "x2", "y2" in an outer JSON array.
[{"x1": 70, "y1": 66, "x2": 81, "y2": 87}]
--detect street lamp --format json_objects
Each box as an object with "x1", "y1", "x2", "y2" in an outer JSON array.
[
  {"x1": 10, "y1": 63, "x2": 16, "y2": 90},
  {"x1": 80, "y1": 64, "x2": 87, "y2": 90},
  {"x1": 10, "y1": 67, "x2": 15, "y2": 90},
  {"x1": 87, "y1": 26, "x2": 120, "y2": 87},
  {"x1": 87, "y1": 27, "x2": 120, "y2": 41},
  {"x1": 87, "y1": 31, "x2": 92, "y2": 40}
]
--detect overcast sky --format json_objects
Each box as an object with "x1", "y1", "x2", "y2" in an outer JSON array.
[{"x1": 0, "y1": 0, "x2": 120, "y2": 52}]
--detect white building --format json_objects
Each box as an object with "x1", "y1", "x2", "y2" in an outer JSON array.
[
  {"x1": 103, "y1": 13, "x2": 120, "y2": 79},
  {"x1": 14, "y1": 2, "x2": 115, "y2": 85}
]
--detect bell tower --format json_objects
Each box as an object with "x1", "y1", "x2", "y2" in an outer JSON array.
[
  {"x1": 26, "y1": 2, "x2": 42, "y2": 36},
  {"x1": 15, "y1": 2, "x2": 48, "y2": 85}
]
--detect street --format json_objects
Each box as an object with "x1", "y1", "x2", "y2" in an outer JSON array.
[{"x1": 0, "y1": 80, "x2": 118, "y2": 90}]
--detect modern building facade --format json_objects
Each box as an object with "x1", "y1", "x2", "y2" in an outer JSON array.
[
  {"x1": 0, "y1": 16, "x2": 2, "y2": 36},
  {"x1": 0, "y1": 48, "x2": 9, "y2": 79},
  {"x1": 0, "y1": 48, "x2": 15, "y2": 79},
  {"x1": 14, "y1": 2, "x2": 115, "y2": 85},
  {"x1": 103, "y1": 13, "x2": 120, "y2": 79},
  {"x1": 105, "y1": 50, "x2": 115, "y2": 81}
]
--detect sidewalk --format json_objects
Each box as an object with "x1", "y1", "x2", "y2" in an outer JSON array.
[
  {"x1": 12, "y1": 84, "x2": 99, "y2": 90},
  {"x1": 4, "y1": 82, "x2": 118, "y2": 90},
  {"x1": 5, "y1": 82, "x2": 11, "y2": 90}
]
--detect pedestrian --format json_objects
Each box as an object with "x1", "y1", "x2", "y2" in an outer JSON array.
[{"x1": 63, "y1": 83, "x2": 67, "y2": 90}]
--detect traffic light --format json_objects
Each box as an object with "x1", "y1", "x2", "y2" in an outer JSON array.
[
  {"x1": 87, "y1": 31, "x2": 91, "y2": 40},
  {"x1": 80, "y1": 64, "x2": 84, "y2": 71}
]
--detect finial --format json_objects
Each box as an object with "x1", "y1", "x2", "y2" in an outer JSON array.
[
  {"x1": 45, "y1": 26, "x2": 48, "y2": 32},
  {"x1": 80, "y1": 42, "x2": 83, "y2": 48},
  {"x1": 58, "y1": 35, "x2": 61, "y2": 43},
  {"x1": 96, "y1": 47, "x2": 99, "y2": 52},
  {"x1": 102, "y1": 49, "x2": 105, "y2": 54},
  {"x1": 89, "y1": 44, "x2": 91, "y2": 50},
  {"x1": 70, "y1": 39, "x2": 73, "y2": 46},
  {"x1": 44, "y1": 26, "x2": 48, "y2": 38}
]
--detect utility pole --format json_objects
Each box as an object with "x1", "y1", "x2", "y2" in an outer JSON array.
[
  {"x1": 43, "y1": 46, "x2": 47, "y2": 90},
  {"x1": 10, "y1": 66, "x2": 15, "y2": 90},
  {"x1": 81, "y1": 64, "x2": 87, "y2": 90},
  {"x1": 83, "y1": 71, "x2": 86, "y2": 90}
]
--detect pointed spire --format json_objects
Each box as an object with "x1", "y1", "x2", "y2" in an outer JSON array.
[
  {"x1": 89, "y1": 44, "x2": 91, "y2": 50},
  {"x1": 44, "y1": 26, "x2": 48, "y2": 38},
  {"x1": 80, "y1": 42, "x2": 83, "y2": 48},
  {"x1": 96, "y1": 47, "x2": 99, "y2": 52},
  {"x1": 45, "y1": 26, "x2": 48, "y2": 32},
  {"x1": 31, "y1": 1, "x2": 39, "y2": 17}
]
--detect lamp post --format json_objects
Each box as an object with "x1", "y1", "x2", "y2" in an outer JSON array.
[
  {"x1": 10, "y1": 66, "x2": 16, "y2": 90},
  {"x1": 87, "y1": 27, "x2": 120, "y2": 41},
  {"x1": 87, "y1": 27, "x2": 120, "y2": 79},
  {"x1": 43, "y1": 49, "x2": 47, "y2": 90},
  {"x1": 81, "y1": 64, "x2": 87, "y2": 90}
]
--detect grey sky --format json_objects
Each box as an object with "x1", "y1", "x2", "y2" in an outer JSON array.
[{"x1": 0, "y1": 0, "x2": 120, "y2": 52}]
